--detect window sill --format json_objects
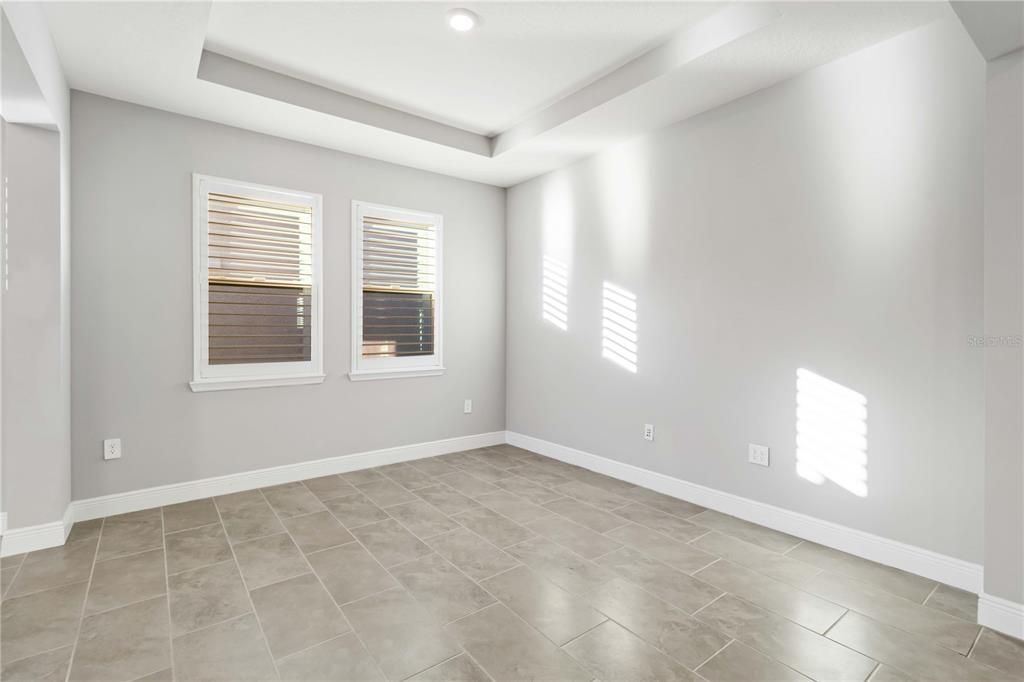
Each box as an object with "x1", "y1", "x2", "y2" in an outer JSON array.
[
  {"x1": 348, "y1": 367, "x2": 446, "y2": 382},
  {"x1": 189, "y1": 374, "x2": 326, "y2": 392}
]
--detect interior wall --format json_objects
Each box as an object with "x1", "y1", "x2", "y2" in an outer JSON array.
[
  {"x1": 1, "y1": 121, "x2": 64, "y2": 528},
  {"x1": 983, "y1": 48, "x2": 1024, "y2": 603},
  {"x1": 70, "y1": 92, "x2": 506, "y2": 501},
  {"x1": 506, "y1": 17, "x2": 986, "y2": 562}
]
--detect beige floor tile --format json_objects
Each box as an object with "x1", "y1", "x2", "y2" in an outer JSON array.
[
  {"x1": 696, "y1": 640, "x2": 809, "y2": 681},
  {"x1": 439, "y1": 471, "x2": 502, "y2": 498},
  {"x1": 619, "y1": 487, "x2": 705, "y2": 519},
  {"x1": 168, "y1": 560, "x2": 251, "y2": 636},
  {"x1": 97, "y1": 510, "x2": 164, "y2": 562},
  {"x1": 426, "y1": 528, "x2": 520, "y2": 581},
  {"x1": 697, "y1": 594, "x2": 876, "y2": 681},
  {"x1": 2, "y1": 567, "x2": 17, "y2": 598},
  {"x1": 341, "y1": 469, "x2": 386, "y2": 486},
  {"x1": 476, "y1": 490, "x2": 553, "y2": 524},
  {"x1": 480, "y1": 565, "x2": 606, "y2": 645},
  {"x1": 506, "y1": 464, "x2": 573, "y2": 488},
  {"x1": 692, "y1": 532, "x2": 822, "y2": 585},
  {"x1": 251, "y1": 572, "x2": 350, "y2": 659},
  {"x1": 162, "y1": 499, "x2": 219, "y2": 534},
  {"x1": 613, "y1": 503, "x2": 710, "y2": 543},
  {"x1": 232, "y1": 532, "x2": 310, "y2": 589},
  {"x1": 448, "y1": 603, "x2": 591, "y2": 681},
  {"x1": 924, "y1": 583, "x2": 978, "y2": 623},
  {"x1": 380, "y1": 464, "x2": 440, "y2": 491},
  {"x1": 86, "y1": 548, "x2": 166, "y2": 615},
  {"x1": 569, "y1": 469, "x2": 640, "y2": 497},
  {"x1": 544, "y1": 497, "x2": 627, "y2": 533},
  {"x1": 172, "y1": 614, "x2": 277, "y2": 682},
  {"x1": 1, "y1": 553, "x2": 26, "y2": 569},
  {"x1": 386, "y1": 499, "x2": 461, "y2": 539},
  {"x1": 390, "y1": 553, "x2": 495, "y2": 623},
  {"x1": 555, "y1": 479, "x2": 632, "y2": 512},
  {"x1": 414, "y1": 484, "x2": 482, "y2": 515},
  {"x1": 598, "y1": 547, "x2": 723, "y2": 614},
  {"x1": 0, "y1": 644, "x2": 73, "y2": 682},
  {"x1": 690, "y1": 511, "x2": 802, "y2": 553},
  {"x1": 527, "y1": 514, "x2": 622, "y2": 559},
  {"x1": 827, "y1": 611, "x2": 1005, "y2": 681},
  {"x1": 409, "y1": 457, "x2": 461, "y2": 478},
  {"x1": 564, "y1": 619, "x2": 699, "y2": 681},
  {"x1": 66, "y1": 519, "x2": 104, "y2": 544},
  {"x1": 606, "y1": 523, "x2": 717, "y2": 574},
  {"x1": 133, "y1": 668, "x2": 173, "y2": 681},
  {"x1": 7, "y1": 538, "x2": 97, "y2": 598},
  {"x1": 1, "y1": 581, "x2": 87, "y2": 663},
  {"x1": 277, "y1": 632, "x2": 385, "y2": 681},
  {"x1": 217, "y1": 498, "x2": 285, "y2": 545},
  {"x1": 494, "y1": 475, "x2": 563, "y2": 504},
  {"x1": 454, "y1": 506, "x2": 537, "y2": 548},
  {"x1": 695, "y1": 560, "x2": 846, "y2": 633},
  {"x1": 165, "y1": 523, "x2": 232, "y2": 575},
  {"x1": 350, "y1": 519, "x2": 432, "y2": 567},
  {"x1": 408, "y1": 653, "x2": 489, "y2": 681},
  {"x1": 455, "y1": 460, "x2": 515, "y2": 484},
  {"x1": 322, "y1": 493, "x2": 390, "y2": 529},
  {"x1": 343, "y1": 588, "x2": 462, "y2": 681},
  {"x1": 308, "y1": 542, "x2": 399, "y2": 605},
  {"x1": 505, "y1": 536, "x2": 612, "y2": 597},
  {"x1": 355, "y1": 478, "x2": 419, "y2": 507},
  {"x1": 969, "y1": 628, "x2": 1024, "y2": 677},
  {"x1": 301, "y1": 475, "x2": 358, "y2": 501},
  {"x1": 806, "y1": 571, "x2": 979, "y2": 654},
  {"x1": 262, "y1": 482, "x2": 326, "y2": 518},
  {"x1": 589, "y1": 577, "x2": 730, "y2": 670},
  {"x1": 281, "y1": 510, "x2": 355, "y2": 553},
  {"x1": 787, "y1": 542, "x2": 937, "y2": 603},
  {"x1": 69, "y1": 596, "x2": 170, "y2": 682}
]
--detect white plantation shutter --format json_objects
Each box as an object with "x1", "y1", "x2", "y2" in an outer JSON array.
[
  {"x1": 192, "y1": 176, "x2": 323, "y2": 391},
  {"x1": 352, "y1": 202, "x2": 443, "y2": 379}
]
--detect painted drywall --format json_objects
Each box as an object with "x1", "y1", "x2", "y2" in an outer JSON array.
[
  {"x1": 0, "y1": 6, "x2": 71, "y2": 531},
  {"x1": 70, "y1": 92, "x2": 505, "y2": 500},
  {"x1": 983, "y1": 48, "x2": 1024, "y2": 603},
  {"x1": 507, "y1": 17, "x2": 986, "y2": 562},
  {"x1": 1, "y1": 121, "x2": 64, "y2": 528}
]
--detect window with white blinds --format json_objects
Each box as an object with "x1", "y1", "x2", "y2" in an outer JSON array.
[
  {"x1": 192, "y1": 175, "x2": 324, "y2": 391},
  {"x1": 351, "y1": 201, "x2": 443, "y2": 380}
]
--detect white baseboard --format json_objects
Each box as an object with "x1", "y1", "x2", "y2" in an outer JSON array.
[
  {"x1": 71, "y1": 431, "x2": 505, "y2": 523},
  {"x1": 1, "y1": 510, "x2": 71, "y2": 557},
  {"x1": 979, "y1": 593, "x2": 1024, "y2": 640},
  {"x1": 507, "y1": 431, "x2": 984, "y2": 594},
  {"x1": 0, "y1": 512, "x2": 7, "y2": 534}
]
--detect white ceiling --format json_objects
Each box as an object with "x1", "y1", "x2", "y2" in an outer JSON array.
[
  {"x1": 205, "y1": 2, "x2": 721, "y2": 136},
  {"x1": 41, "y1": 1, "x2": 951, "y2": 187}
]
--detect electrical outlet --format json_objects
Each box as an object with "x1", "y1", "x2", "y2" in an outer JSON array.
[
  {"x1": 643, "y1": 424, "x2": 655, "y2": 441},
  {"x1": 464, "y1": 399, "x2": 473, "y2": 414},
  {"x1": 103, "y1": 438, "x2": 122, "y2": 461},
  {"x1": 748, "y1": 443, "x2": 770, "y2": 467}
]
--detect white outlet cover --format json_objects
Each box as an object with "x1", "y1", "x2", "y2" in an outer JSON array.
[
  {"x1": 748, "y1": 443, "x2": 770, "y2": 467},
  {"x1": 103, "y1": 438, "x2": 122, "y2": 460},
  {"x1": 463, "y1": 399, "x2": 473, "y2": 414},
  {"x1": 643, "y1": 424, "x2": 654, "y2": 441}
]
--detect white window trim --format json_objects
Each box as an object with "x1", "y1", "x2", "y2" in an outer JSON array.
[
  {"x1": 350, "y1": 200, "x2": 444, "y2": 381},
  {"x1": 191, "y1": 174, "x2": 325, "y2": 392}
]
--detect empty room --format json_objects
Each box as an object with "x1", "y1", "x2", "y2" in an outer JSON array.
[{"x1": 0, "y1": 0, "x2": 1022, "y2": 680}]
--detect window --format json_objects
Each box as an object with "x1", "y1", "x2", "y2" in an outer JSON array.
[
  {"x1": 351, "y1": 201, "x2": 443, "y2": 380},
  {"x1": 191, "y1": 175, "x2": 323, "y2": 391}
]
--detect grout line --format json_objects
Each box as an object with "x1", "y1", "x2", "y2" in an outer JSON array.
[
  {"x1": 865, "y1": 662, "x2": 883, "y2": 681},
  {"x1": 557, "y1": 618, "x2": 609, "y2": 649},
  {"x1": 966, "y1": 625, "x2": 985, "y2": 658},
  {"x1": 159, "y1": 508, "x2": 177, "y2": 682},
  {"x1": 921, "y1": 581, "x2": 941, "y2": 606},
  {"x1": 61, "y1": 517, "x2": 104, "y2": 682},
  {"x1": 212, "y1": 496, "x2": 283, "y2": 681},
  {"x1": 163, "y1": 519, "x2": 223, "y2": 538},
  {"x1": 692, "y1": 637, "x2": 735, "y2": 672},
  {"x1": 821, "y1": 609, "x2": 850, "y2": 637}
]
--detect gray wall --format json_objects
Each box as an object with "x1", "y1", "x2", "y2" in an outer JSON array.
[
  {"x1": 2, "y1": 121, "x2": 66, "y2": 528},
  {"x1": 983, "y1": 48, "x2": 1024, "y2": 602},
  {"x1": 71, "y1": 92, "x2": 505, "y2": 500},
  {"x1": 506, "y1": 18, "x2": 986, "y2": 562}
]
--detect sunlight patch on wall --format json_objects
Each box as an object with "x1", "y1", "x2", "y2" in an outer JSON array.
[
  {"x1": 602, "y1": 282, "x2": 638, "y2": 373},
  {"x1": 796, "y1": 368, "x2": 868, "y2": 497},
  {"x1": 542, "y1": 256, "x2": 569, "y2": 330}
]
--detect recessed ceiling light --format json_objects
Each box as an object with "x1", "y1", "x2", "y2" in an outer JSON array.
[{"x1": 447, "y1": 8, "x2": 478, "y2": 32}]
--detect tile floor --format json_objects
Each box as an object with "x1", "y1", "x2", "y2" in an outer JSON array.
[{"x1": 1, "y1": 444, "x2": 1022, "y2": 681}]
